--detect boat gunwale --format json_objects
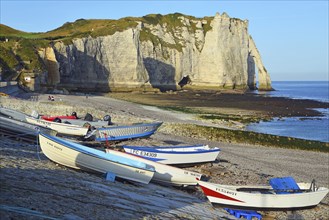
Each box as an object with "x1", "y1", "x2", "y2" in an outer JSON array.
[
  {"x1": 123, "y1": 145, "x2": 221, "y2": 154},
  {"x1": 96, "y1": 122, "x2": 163, "y2": 131},
  {"x1": 28, "y1": 117, "x2": 89, "y2": 129}
]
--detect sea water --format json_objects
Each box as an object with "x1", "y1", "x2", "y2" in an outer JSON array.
[{"x1": 246, "y1": 81, "x2": 329, "y2": 142}]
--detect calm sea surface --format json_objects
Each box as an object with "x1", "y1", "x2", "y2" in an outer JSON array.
[{"x1": 246, "y1": 81, "x2": 329, "y2": 142}]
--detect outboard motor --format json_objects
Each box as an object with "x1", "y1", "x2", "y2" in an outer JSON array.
[
  {"x1": 53, "y1": 117, "x2": 62, "y2": 123},
  {"x1": 31, "y1": 110, "x2": 39, "y2": 119},
  {"x1": 84, "y1": 113, "x2": 93, "y2": 122},
  {"x1": 71, "y1": 112, "x2": 77, "y2": 118},
  {"x1": 103, "y1": 115, "x2": 112, "y2": 125}
]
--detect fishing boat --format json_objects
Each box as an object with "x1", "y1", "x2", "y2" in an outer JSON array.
[
  {"x1": 0, "y1": 107, "x2": 29, "y2": 122},
  {"x1": 39, "y1": 112, "x2": 111, "y2": 127},
  {"x1": 26, "y1": 117, "x2": 89, "y2": 136},
  {"x1": 123, "y1": 145, "x2": 220, "y2": 165},
  {"x1": 105, "y1": 148, "x2": 202, "y2": 186},
  {"x1": 41, "y1": 112, "x2": 78, "y2": 121},
  {"x1": 62, "y1": 115, "x2": 112, "y2": 128},
  {"x1": 198, "y1": 177, "x2": 329, "y2": 209},
  {"x1": 0, "y1": 107, "x2": 88, "y2": 136},
  {"x1": 0, "y1": 115, "x2": 39, "y2": 135},
  {"x1": 0, "y1": 115, "x2": 54, "y2": 136},
  {"x1": 95, "y1": 122, "x2": 163, "y2": 142},
  {"x1": 38, "y1": 133, "x2": 155, "y2": 184}
]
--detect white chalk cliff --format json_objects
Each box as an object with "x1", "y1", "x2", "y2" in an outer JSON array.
[{"x1": 45, "y1": 13, "x2": 272, "y2": 91}]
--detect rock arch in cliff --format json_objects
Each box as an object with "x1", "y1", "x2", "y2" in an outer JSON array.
[{"x1": 248, "y1": 36, "x2": 272, "y2": 91}]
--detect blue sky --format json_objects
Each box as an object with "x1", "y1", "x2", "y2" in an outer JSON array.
[{"x1": 1, "y1": 0, "x2": 328, "y2": 81}]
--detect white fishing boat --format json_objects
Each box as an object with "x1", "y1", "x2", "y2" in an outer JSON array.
[
  {"x1": 0, "y1": 107, "x2": 29, "y2": 121},
  {"x1": 198, "y1": 177, "x2": 329, "y2": 209},
  {"x1": 105, "y1": 148, "x2": 202, "y2": 186},
  {"x1": 27, "y1": 117, "x2": 89, "y2": 136},
  {"x1": 0, "y1": 115, "x2": 39, "y2": 134},
  {"x1": 0, "y1": 115, "x2": 54, "y2": 136},
  {"x1": 95, "y1": 122, "x2": 163, "y2": 142},
  {"x1": 38, "y1": 133, "x2": 155, "y2": 184},
  {"x1": 48, "y1": 113, "x2": 112, "y2": 128},
  {"x1": 123, "y1": 144, "x2": 220, "y2": 165},
  {"x1": 63, "y1": 118, "x2": 110, "y2": 128},
  {"x1": 0, "y1": 107, "x2": 88, "y2": 136}
]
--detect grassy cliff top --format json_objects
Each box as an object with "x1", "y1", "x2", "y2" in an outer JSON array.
[
  {"x1": 1, "y1": 13, "x2": 243, "y2": 78},
  {"x1": 0, "y1": 13, "x2": 216, "y2": 41},
  {"x1": 0, "y1": 13, "x2": 217, "y2": 76},
  {"x1": 0, "y1": 24, "x2": 27, "y2": 36}
]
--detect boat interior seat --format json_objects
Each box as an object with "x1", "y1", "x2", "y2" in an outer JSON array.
[{"x1": 269, "y1": 176, "x2": 301, "y2": 194}]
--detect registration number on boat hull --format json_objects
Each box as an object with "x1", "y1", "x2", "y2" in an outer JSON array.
[{"x1": 132, "y1": 150, "x2": 157, "y2": 158}]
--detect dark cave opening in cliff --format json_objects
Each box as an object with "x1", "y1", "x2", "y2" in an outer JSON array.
[{"x1": 178, "y1": 75, "x2": 191, "y2": 88}]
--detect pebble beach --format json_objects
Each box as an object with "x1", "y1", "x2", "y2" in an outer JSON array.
[{"x1": 0, "y1": 93, "x2": 328, "y2": 220}]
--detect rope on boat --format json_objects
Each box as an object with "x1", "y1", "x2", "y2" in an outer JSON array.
[
  {"x1": 36, "y1": 132, "x2": 41, "y2": 161},
  {"x1": 103, "y1": 132, "x2": 110, "y2": 147},
  {"x1": 102, "y1": 132, "x2": 116, "y2": 147}
]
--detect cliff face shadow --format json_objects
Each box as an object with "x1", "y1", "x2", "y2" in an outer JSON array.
[
  {"x1": 143, "y1": 58, "x2": 176, "y2": 92},
  {"x1": 54, "y1": 50, "x2": 110, "y2": 93},
  {"x1": 46, "y1": 60, "x2": 60, "y2": 86},
  {"x1": 247, "y1": 53, "x2": 257, "y2": 90}
]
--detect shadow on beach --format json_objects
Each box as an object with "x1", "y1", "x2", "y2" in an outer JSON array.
[{"x1": 0, "y1": 137, "x2": 231, "y2": 219}]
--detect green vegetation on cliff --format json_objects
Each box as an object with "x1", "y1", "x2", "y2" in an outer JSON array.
[
  {"x1": 0, "y1": 39, "x2": 49, "y2": 79},
  {"x1": 0, "y1": 13, "x2": 217, "y2": 78},
  {"x1": 139, "y1": 13, "x2": 213, "y2": 53}
]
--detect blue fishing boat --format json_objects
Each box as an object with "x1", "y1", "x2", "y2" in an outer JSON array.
[{"x1": 94, "y1": 122, "x2": 162, "y2": 142}]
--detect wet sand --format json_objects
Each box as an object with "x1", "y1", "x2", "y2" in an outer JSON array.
[{"x1": 108, "y1": 90, "x2": 328, "y2": 118}]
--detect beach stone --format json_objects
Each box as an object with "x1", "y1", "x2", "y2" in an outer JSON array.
[
  {"x1": 0, "y1": 94, "x2": 328, "y2": 220},
  {"x1": 62, "y1": 214, "x2": 84, "y2": 220},
  {"x1": 0, "y1": 136, "x2": 234, "y2": 219}
]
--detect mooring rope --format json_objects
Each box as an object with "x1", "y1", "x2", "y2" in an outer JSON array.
[{"x1": 36, "y1": 132, "x2": 41, "y2": 161}]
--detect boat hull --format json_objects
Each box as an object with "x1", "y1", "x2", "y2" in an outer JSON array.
[
  {"x1": 123, "y1": 145, "x2": 220, "y2": 165},
  {"x1": 0, "y1": 115, "x2": 55, "y2": 136},
  {"x1": 0, "y1": 107, "x2": 28, "y2": 121},
  {"x1": 95, "y1": 122, "x2": 162, "y2": 142},
  {"x1": 106, "y1": 149, "x2": 202, "y2": 186},
  {"x1": 41, "y1": 115, "x2": 77, "y2": 121},
  {"x1": 63, "y1": 119, "x2": 109, "y2": 127},
  {"x1": 0, "y1": 115, "x2": 39, "y2": 135},
  {"x1": 38, "y1": 133, "x2": 155, "y2": 184},
  {"x1": 198, "y1": 181, "x2": 329, "y2": 209},
  {"x1": 27, "y1": 117, "x2": 88, "y2": 136}
]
